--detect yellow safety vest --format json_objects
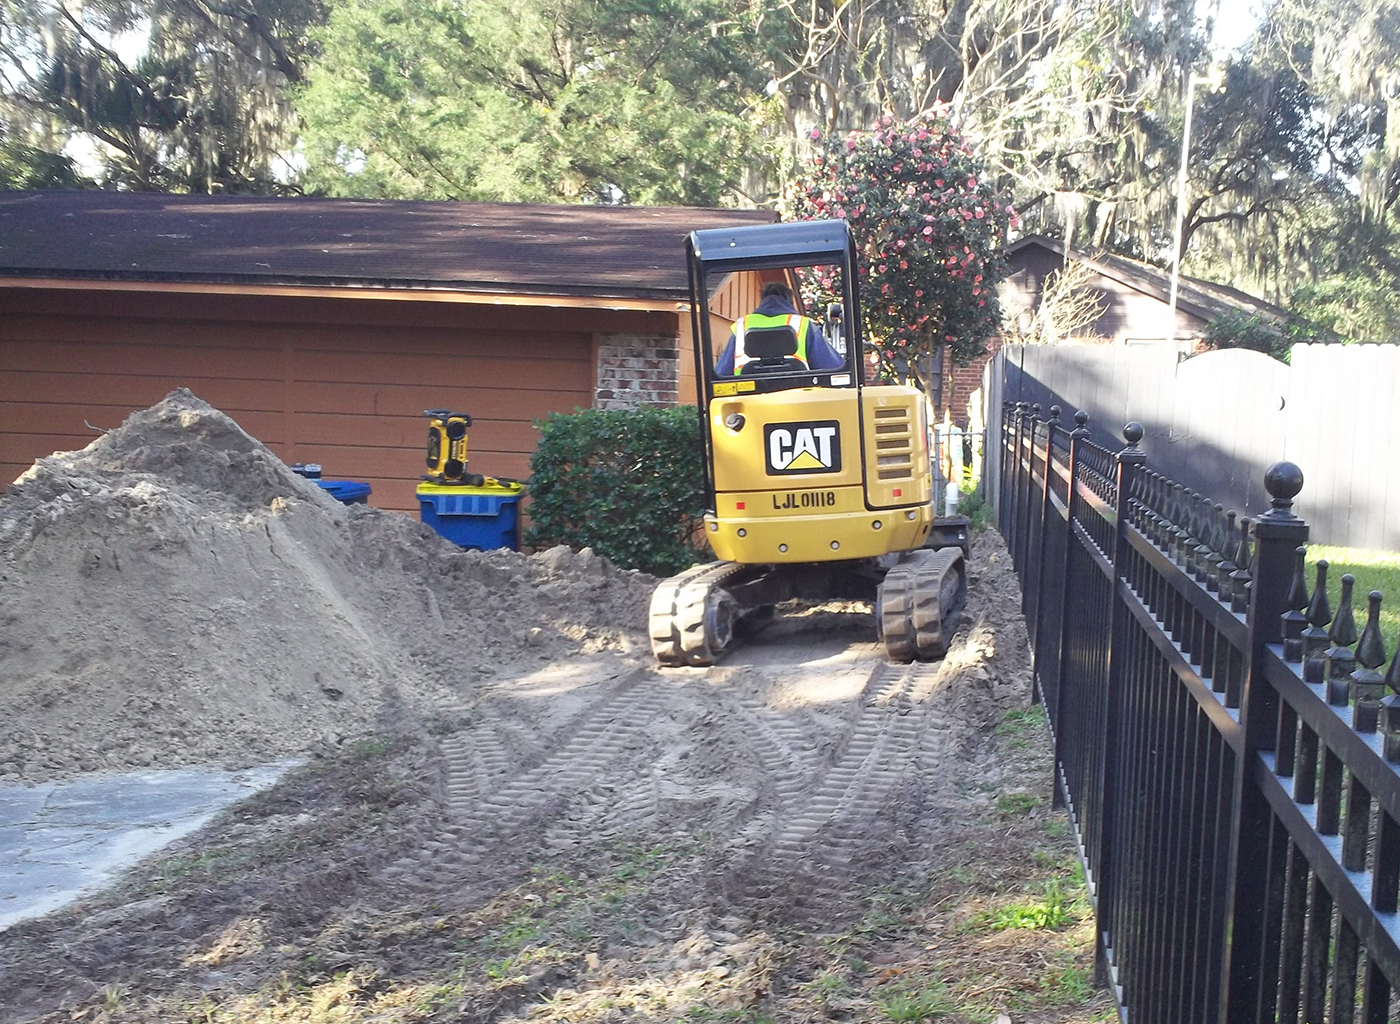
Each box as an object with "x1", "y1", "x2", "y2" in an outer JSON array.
[{"x1": 732, "y1": 313, "x2": 811, "y2": 375}]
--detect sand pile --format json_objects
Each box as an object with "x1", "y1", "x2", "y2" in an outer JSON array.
[{"x1": 0, "y1": 390, "x2": 655, "y2": 781}]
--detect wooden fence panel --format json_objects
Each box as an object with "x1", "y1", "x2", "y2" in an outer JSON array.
[
  {"x1": 995, "y1": 342, "x2": 1400, "y2": 550},
  {"x1": 1284, "y1": 344, "x2": 1400, "y2": 550}
]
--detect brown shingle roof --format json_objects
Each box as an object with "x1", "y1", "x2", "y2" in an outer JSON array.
[
  {"x1": 0, "y1": 191, "x2": 776, "y2": 301},
  {"x1": 1005, "y1": 235, "x2": 1290, "y2": 324}
]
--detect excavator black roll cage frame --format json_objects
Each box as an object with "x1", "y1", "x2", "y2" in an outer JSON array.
[{"x1": 686, "y1": 219, "x2": 866, "y2": 517}]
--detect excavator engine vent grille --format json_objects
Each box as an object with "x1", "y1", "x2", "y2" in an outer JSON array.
[{"x1": 872, "y1": 406, "x2": 914, "y2": 481}]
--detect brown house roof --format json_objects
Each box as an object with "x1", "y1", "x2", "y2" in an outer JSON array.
[
  {"x1": 0, "y1": 191, "x2": 775, "y2": 301},
  {"x1": 1005, "y1": 235, "x2": 1290, "y2": 325}
]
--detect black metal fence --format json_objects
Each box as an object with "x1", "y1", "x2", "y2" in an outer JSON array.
[{"x1": 999, "y1": 400, "x2": 1400, "y2": 1024}]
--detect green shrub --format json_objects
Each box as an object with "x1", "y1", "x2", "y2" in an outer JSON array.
[
  {"x1": 1199, "y1": 309, "x2": 1333, "y2": 361},
  {"x1": 525, "y1": 406, "x2": 709, "y2": 577}
]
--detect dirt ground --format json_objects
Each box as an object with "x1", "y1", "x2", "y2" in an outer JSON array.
[{"x1": 0, "y1": 392, "x2": 1114, "y2": 1024}]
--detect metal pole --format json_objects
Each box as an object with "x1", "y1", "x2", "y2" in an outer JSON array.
[{"x1": 1167, "y1": 72, "x2": 1197, "y2": 349}]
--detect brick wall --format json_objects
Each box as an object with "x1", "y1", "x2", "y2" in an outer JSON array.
[
  {"x1": 938, "y1": 336, "x2": 1002, "y2": 427},
  {"x1": 594, "y1": 334, "x2": 681, "y2": 410}
]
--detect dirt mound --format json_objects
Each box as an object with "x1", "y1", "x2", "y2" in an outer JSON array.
[
  {"x1": 0, "y1": 527, "x2": 1105, "y2": 1024},
  {"x1": 0, "y1": 390, "x2": 654, "y2": 781}
]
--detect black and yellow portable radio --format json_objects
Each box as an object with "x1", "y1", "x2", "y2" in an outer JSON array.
[{"x1": 423, "y1": 409, "x2": 486, "y2": 486}]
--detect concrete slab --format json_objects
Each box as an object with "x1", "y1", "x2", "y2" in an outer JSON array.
[{"x1": 0, "y1": 761, "x2": 299, "y2": 930}]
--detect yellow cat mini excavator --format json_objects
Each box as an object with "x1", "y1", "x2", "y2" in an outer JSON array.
[{"x1": 648, "y1": 219, "x2": 968, "y2": 666}]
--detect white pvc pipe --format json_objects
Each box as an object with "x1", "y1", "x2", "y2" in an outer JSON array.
[{"x1": 945, "y1": 481, "x2": 960, "y2": 518}]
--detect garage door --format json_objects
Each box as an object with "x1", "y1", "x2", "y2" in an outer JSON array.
[{"x1": 0, "y1": 288, "x2": 596, "y2": 513}]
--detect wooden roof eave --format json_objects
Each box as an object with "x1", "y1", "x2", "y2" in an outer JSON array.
[
  {"x1": 1007, "y1": 236, "x2": 1222, "y2": 323},
  {"x1": 0, "y1": 275, "x2": 687, "y2": 313}
]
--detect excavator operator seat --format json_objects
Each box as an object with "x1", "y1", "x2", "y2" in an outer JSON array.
[{"x1": 738, "y1": 324, "x2": 807, "y2": 375}]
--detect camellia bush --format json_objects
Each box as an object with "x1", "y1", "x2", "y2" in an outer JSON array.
[
  {"x1": 525, "y1": 406, "x2": 708, "y2": 577},
  {"x1": 789, "y1": 112, "x2": 1015, "y2": 376}
]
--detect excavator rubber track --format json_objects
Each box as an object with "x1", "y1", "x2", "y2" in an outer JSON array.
[
  {"x1": 649, "y1": 561, "x2": 768, "y2": 666},
  {"x1": 877, "y1": 547, "x2": 968, "y2": 662},
  {"x1": 651, "y1": 546, "x2": 968, "y2": 667}
]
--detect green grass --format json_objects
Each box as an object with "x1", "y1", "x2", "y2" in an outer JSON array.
[
  {"x1": 983, "y1": 876, "x2": 1084, "y2": 932},
  {"x1": 876, "y1": 980, "x2": 956, "y2": 1021},
  {"x1": 1306, "y1": 546, "x2": 1400, "y2": 652},
  {"x1": 995, "y1": 792, "x2": 1038, "y2": 816}
]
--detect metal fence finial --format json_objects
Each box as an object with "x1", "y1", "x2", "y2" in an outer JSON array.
[
  {"x1": 1303, "y1": 560, "x2": 1333, "y2": 683},
  {"x1": 1262, "y1": 461, "x2": 1304, "y2": 520},
  {"x1": 1383, "y1": 629, "x2": 1400, "y2": 760},
  {"x1": 1229, "y1": 517, "x2": 1253, "y2": 614},
  {"x1": 1281, "y1": 546, "x2": 1309, "y2": 662},
  {"x1": 1122, "y1": 421, "x2": 1144, "y2": 453},
  {"x1": 1351, "y1": 591, "x2": 1388, "y2": 732},
  {"x1": 1218, "y1": 511, "x2": 1240, "y2": 602},
  {"x1": 1324, "y1": 574, "x2": 1359, "y2": 705}
]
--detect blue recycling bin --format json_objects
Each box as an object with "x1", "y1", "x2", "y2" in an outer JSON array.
[
  {"x1": 318, "y1": 480, "x2": 372, "y2": 505},
  {"x1": 291, "y1": 463, "x2": 372, "y2": 505},
  {"x1": 417, "y1": 481, "x2": 524, "y2": 550}
]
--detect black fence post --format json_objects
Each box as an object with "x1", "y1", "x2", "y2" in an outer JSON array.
[
  {"x1": 1093, "y1": 421, "x2": 1146, "y2": 987},
  {"x1": 999, "y1": 403, "x2": 1018, "y2": 538},
  {"x1": 1220, "y1": 463, "x2": 1309, "y2": 1024},
  {"x1": 1041, "y1": 409, "x2": 1087, "y2": 809},
  {"x1": 1017, "y1": 403, "x2": 1040, "y2": 585},
  {"x1": 1031, "y1": 404, "x2": 1061, "y2": 650}
]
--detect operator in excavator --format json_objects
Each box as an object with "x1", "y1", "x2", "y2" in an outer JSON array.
[{"x1": 714, "y1": 282, "x2": 845, "y2": 376}]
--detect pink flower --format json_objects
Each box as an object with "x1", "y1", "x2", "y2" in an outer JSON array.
[
  {"x1": 811, "y1": 128, "x2": 822, "y2": 140},
  {"x1": 922, "y1": 226, "x2": 933, "y2": 236},
  {"x1": 975, "y1": 208, "x2": 984, "y2": 219},
  {"x1": 899, "y1": 260, "x2": 908, "y2": 269}
]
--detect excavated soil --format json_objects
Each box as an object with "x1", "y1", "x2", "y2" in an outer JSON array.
[
  {"x1": 0, "y1": 391, "x2": 652, "y2": 779},
  {"x1": 0, "y1": 391, "x2": 1109, "y2": 1023}
]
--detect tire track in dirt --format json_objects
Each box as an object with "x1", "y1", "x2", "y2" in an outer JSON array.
[
  {"x1": 384, "y1": 608, "x2": 987, "y2": 901},
  {"x1": 456, "y1": 678, "x2": 671, "y2": 847},
  {"x1": 383, "y1": 668, "x2": 680, "y2": 890},
  {"x1": 745, "y1": 660, "x2": 938, "y2": 872}
]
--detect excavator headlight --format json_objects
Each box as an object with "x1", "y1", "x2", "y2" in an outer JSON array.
[
  {"x1": 830, "y1": 541, "x2": 840, "y2": 550},
  {"x1": 872, "y1": 520, "x2": 883, "y2": 530},
  {"x1": 779, "y1": 544, "x2": 788, "y2": 553},
  {"x1": 906, "y1": 510, "x2": 917, "y2": 520},
  {"x1": 737, "y1": 528, "x2": 747, "y2": 537}
]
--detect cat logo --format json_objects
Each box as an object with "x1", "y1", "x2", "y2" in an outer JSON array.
[{"x1": 764, "y1": 420, "x2": 842, "y2": 475}]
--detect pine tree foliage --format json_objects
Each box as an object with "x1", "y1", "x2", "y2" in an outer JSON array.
[
  {"x1": 295, "y1": 0, "x2": 788, "y2": 205},
  {"x1": 0, "y1": 0, "x2": 320, "y2": 191}
]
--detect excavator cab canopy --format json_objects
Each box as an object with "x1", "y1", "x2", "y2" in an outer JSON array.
[{"x1": 686, "y1": 219, "x2": 865, "y2": 399}]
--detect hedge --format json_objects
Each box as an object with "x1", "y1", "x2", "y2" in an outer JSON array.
[{"x1": 524, "y1": 406, "x2": 709, "y2": 577}]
